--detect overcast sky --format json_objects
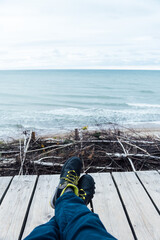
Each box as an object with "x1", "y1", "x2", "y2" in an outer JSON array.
[{"x1": 0, "y1": 0, "x2": 160, "y2": 70}]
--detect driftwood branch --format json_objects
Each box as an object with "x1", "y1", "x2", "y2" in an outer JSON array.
[
  {"x1": 79, "y1": 139, "x2": 157, "y2": 144},
  {"x1": 19, "y1": 132, "x2": 32, "y2": 175},
  {"x1": 0, "y1": 158, "x2": 16, "y2": 166},
  {"x1": 32, "y1": 160, "x2": 119, "y2": 171},
  {"x1": 117, "y1": 138, "x2": 136, "y2": 172},
  {"x1": 27, "y1": 144, "x2": 65, "y2": 153},
  {"x1": 122, "y1": 140, "x2": 150, "y2": 156},
  {"x1": 37, "y1": 142, "x2": 76, "y2": 158},
  {"x1": 106, "y1": 152, "x2": 160, "y2": 160}
]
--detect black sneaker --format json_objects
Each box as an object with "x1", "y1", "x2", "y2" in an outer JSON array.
[
  {"x1": 78, "y1": 174, "x2": 95, "y2": 205},
  {"x1": 50, "y1": 156, "x2": 82, "y2": 208}
]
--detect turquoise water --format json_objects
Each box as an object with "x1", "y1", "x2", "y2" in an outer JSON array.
[{"x1": 0, "y1": 70, "x2": 160, "y2": 139}]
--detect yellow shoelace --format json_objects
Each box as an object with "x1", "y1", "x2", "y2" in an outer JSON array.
[
  {"x1": 79, "y1": 189, "x2": 87, "y2": 200},
  {"x1": 61, "y1": 170, "x2": 79, "y2": 185}
]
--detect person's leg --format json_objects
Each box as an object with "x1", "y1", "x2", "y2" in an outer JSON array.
[
  {"x1": 55, "y1": 192, "x2": 117, "y2": 240},
  {"x1": 23, "y1": 217, "x2": 60, "y2": 240},
  {"x1": 24, "y1": 156, "x2": 82, "y2": 240},
  {"x1": 50, "y1": 156, "x2": 117, "y2": 240}
]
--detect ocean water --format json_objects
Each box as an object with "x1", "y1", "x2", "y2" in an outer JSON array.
[{"x1": 0, "y1": 70, "x2": 160, "y2": 140}]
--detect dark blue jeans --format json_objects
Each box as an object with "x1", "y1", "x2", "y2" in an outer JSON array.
[{"x1": 24, "y1": 192, "x2": 117, "y2": 240}]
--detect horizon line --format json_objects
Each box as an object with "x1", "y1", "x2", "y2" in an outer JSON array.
[{"x1": 0, "y1": 68, "x2": 160, "y2": 71}]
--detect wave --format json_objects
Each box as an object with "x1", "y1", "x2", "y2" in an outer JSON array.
[
  {"x1": 0, "y1": 123, "x2": 24, "y2": 129},
  {"x1": 1, "y1": 106, "x2": 160, "y2": 140},
  {"x1": 0, "y1": 102, "x2": 128, "y2": 109},
  {"x1": 139, "y1": 90, "x2": 155, "y2": 94},
  {"x1": 42, "y1": 94, "x2": 123, "y2": 100},
  {"x1": 127, "y1": 103, "x2": 160, "y2": 108}
]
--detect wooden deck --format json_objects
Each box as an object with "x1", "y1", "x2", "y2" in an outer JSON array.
[{"x1": 0, "y1": 171, "x2": 160, "y2": 240}]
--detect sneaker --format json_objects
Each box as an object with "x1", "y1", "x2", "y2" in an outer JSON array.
[
  {"x1": 78, "y1": 174, "x2": 95, "y2": 205},
  {"x1": 50, "y1": 156, "x2": 82, "y2": 208}
]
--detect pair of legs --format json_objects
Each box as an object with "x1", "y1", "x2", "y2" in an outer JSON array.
[{"x1": 24, "y1": 157, "x2": 117, "y2": 240}]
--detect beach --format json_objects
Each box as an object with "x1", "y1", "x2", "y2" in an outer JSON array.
[{"x1": 0, "y1": 69, "x2": 160, "y2": 141}]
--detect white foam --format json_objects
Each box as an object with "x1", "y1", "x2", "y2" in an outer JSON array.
[
  {"x1": 37, "y1": 108, "x2": 101, "y2": 117},
  {"x1": 1, "y1": 106, "x2": 160, "y2": 140},
  {"x1": 128, "y1": 103, "x2": 160, "y2": 108}
]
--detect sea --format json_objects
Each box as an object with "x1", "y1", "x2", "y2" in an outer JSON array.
[{"x1": 0, "y1": 69, "x2": 160, "y2": 140}]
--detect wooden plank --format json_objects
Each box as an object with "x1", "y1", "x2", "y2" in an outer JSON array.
[
  {"x1": 0, "y1": 175, "x2": 37, "y2": 240},
  {"x1": 22, "y1": 175, "x2": 59, "y2": 239},
  {"x1": 136, "y1": 171, "x2": 160, "y2": 212},
  {"x1": 92, "y1": 173, "x2": 134, "y2": 240},
  {"x1": 113, "y1": 172, "x2": 160, "y2": 240},
  {"x1": 0, "y1": 177, "x2": 12, "y2": 203}
]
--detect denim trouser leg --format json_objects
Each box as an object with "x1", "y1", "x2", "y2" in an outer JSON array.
[
  {"x1": 23, "y1": 217, "x2": 60, "y2": 240},
  {"x1": 55, "y1": 192, "x2": 117, "y2": 240}
]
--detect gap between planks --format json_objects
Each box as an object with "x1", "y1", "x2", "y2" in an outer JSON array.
[
  {"x1": 136, "y1": 170, "x2": 160, "y2": 214},
  {"x1": 91, "y1": 173, "x2": 134, "y2": 240},
  {"x1": 22, "y1": 175, "x2": 59, "y2": 239},
  {"x1": 112, "y1": 171, "x2": 160, "y2": 240},
  {"x1": 0, "y1": 176, "x2": 13, "y2": 204},
  {"x1": 0, "y1": 175, "x2": 37, "y2": 240}
]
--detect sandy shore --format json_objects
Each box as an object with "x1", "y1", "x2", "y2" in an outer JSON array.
[
  {"x1": 38, "y1": 125, "x2": 160, "y2": 142},
  {"x1": 1, "y1": 123, "x2": 160, "y2": 143}
]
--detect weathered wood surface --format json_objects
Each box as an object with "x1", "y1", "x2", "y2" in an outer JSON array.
[
  {"x1": 92, "y1": 173, "x2": 134, "y2": 240},
  {"x1": 0, "y1": 175, "x2": 37, "y2": 240},
  {"x1": 0, "y1": 171, "x2": 160, "y2": 240},
  {"x1": 113, "y1": 172, "x2": 160, "y2": 240},
  {"x1": 22, "y1": 175, "x2": 59, "y2": 239},
  {"x1": 0, "y1": 177, "x2": 12, "y2": 203},
  {"x1": 136, "y1": 170, "x2": 160, "y2": 212}
]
